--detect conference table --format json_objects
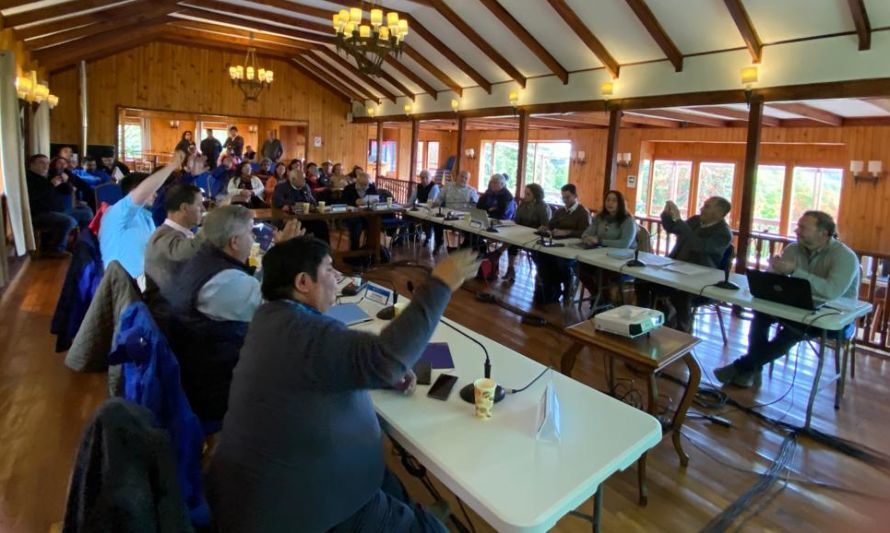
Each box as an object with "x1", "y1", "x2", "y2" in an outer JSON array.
[
  {"x1": 407, "y1": 206, "x2": 874, "y2": 429},
  {"x1": 336, "y1": 288, "x2": 662, "y2": 532}
]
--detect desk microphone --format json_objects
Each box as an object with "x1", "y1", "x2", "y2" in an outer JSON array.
[
  {"x1": 405, "y1": 281, "x2": 505, "y2": 404},
  {"x1": 434, "y1": 205, "x2": 446, "y2": 218},
  {"x1": 625, "y1": 248, "x2": 646, "y2": 267},
  {"x1": 714, "y1": 249, "x2": 740, "y2": 290},
  {"x1": 409, "y1": 199, "x2": 419, "y2": 212},
  {"x1": 538, "y1": 232, "x2": 565, "y2": 248},
  {"x1": 375, "y1": 278, "x2": 400, "y2": 320},
  {"x1": 486, "y1": 218, "x2": 499, "y2": 233}
]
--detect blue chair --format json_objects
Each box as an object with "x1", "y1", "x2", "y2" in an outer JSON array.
[
  {"x1": 95, "y1": 183, "x2": 123, "y2": 206},
  {"x1": 691, "y1": 244, "x2": 734, "y2": 345}
]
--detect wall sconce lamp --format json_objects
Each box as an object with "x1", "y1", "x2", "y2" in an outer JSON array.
[
  {"x1": 741, "y1": 65, "x2": 758, "y2": 105},
  {"x1": 367, "y1": 105, "x2": 377, "y2": 117},
  {"x1": 465, "y1": 148, "x2": 476, "y2": 160},
  {"x1": 451, "y1": 98, "x2": 460, "y2": 112},
  {"x1": 570, "y1": 150, "x2": 586, "y2": 165},
  {"x1": 248, "y1": 125, "x2": 258, "y2": 133},
  {"x1": 601, "y1": 81, "x2": 614, "y2": 99},
  {"x1": 169, "y1": 120, "x2": 181, "y2": 129},
  {"x1": 15, "y1": 70, "x2": 56, "y2": 107},
  {"x1": 404, "y1": 103, "x2": 413, "y2": 115},
  {"x1": 508, "y1": 90, "x2": 519, "y2": 107},
  {"x1": 851, "y1": 160, "x2": 883, "y2": 184},
  {"x1": 616, "y1": 152, "x2": 632, "y2": 168}
]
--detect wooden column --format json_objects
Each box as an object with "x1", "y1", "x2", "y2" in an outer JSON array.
[
  {"x1": 375, "y1": 121, "x2": 383, "y2": 179},
  {"x1": 408, "y1": 119, "x2": 419, "y2": 198},
  {"x1": 602, "y1": 108, "x2": 622, "y2": 200},
  {"x1": 734, "y1": 96, "x2": 764, "y2": 273},
  {"x1": 455, "y1": 115, "x2": 466, "y2": 177},
  {"x1": 515, "y1": 109, "x2": 530, "y2": 199}
]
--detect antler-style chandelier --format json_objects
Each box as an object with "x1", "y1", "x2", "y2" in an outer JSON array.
[
  {"x1": 332, "y1": 3, "x2": 408, "y2": 76},
  {"x1": 228, "y1": 34, "x2": 274, "y2": 101}
]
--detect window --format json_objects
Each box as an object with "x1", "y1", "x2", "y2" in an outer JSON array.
[
  {"x1": 480, "y1": 140, "x2": 570, "y2": 202},
  {"x1": 790, "y1": 166, "x2": 843, "y2": 225},
  {"x1": 649, "y1": 160, "x2": 692, "y2": 217},
  {"x1": 752, "y1": 165, "x2": 785, "y2": 233},
  {"x1": 118, "y1": 119, "x2": 144, "y2": 160},
  {"x1": 368, "y1": 140, "x2": 397, "y2": 176},
  {"x1": 697, "y1": 162, "x2": 735, "y2": 210},
  {"x1": 416, "y1": 141, "x2": 440, "y2": 175},
  {"x1": 635, "y1": 159, "x2": 651, "y2": 215}
]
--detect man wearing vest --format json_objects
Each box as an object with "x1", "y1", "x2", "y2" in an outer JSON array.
[
  {"x1": 163, "y1": 205, "x2": 301, "y2": 427},
  {"x1": 407, "y1": 170, "x2": 440, "y2": 246}
]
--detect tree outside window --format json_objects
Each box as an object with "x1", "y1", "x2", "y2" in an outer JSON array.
[
  {"x1": 479, "y1": 140, "x2": 569, "y2": 202},
  {"x1": 790, "y1": 167, "x2": 843, "y2": 227},
  {"x1": 650, "y1": 160, "x2": 692, "y2": 217},
  {"x1": 697, "y1": 162, "x2": 735, "y2": 211},
  {"x1": 635, "y1": 159, "x2": 651, "y2": 215},
  {"x1": 752, "y1": 165, "x2": 785, "y2": 234}
]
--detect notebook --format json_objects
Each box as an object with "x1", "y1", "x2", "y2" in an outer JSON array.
[
  {"x1": 417, "y1": 342, "x2": 454, "y2": 369},
  {"x1": 325, "y1": 303, "x2": 373, "y2": 326}
]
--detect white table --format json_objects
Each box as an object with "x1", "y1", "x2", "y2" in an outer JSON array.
[
  {"x1": 406, "y1": 207, "x2": 874, "y2": 428},
  {"x1": 343, "y1": 292, "x2": 662, "y2": 532}
]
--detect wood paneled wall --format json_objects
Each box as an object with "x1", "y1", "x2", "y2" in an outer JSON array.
[{"x1": 47, "y1": 42, "x2": 368, "y2": 169}]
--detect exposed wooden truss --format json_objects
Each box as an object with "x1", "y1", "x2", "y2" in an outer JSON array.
[
  {"x1": 547, "y1": 0, "x2": 620, "y2": 79},
  {"x1": 846, "y1": 0, "x2": 871, "y2": 51},
  {"x1": 624, "y1": 0, "x2": 682, "y2": 72},
  {"x1": 723, "y1": 0, "x2": 762, "y2": 63}
]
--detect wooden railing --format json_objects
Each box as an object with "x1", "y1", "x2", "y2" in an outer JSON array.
[
  {"x1": 376, "y1": 177, "x2": 411, "y2": 204},
  {"x1": 635, "y1": 214, "x2": 890, "y2": 353}
]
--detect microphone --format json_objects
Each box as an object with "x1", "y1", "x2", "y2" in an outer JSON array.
[
  {"x1": 485, "y1": 216, "x2": 499, "y2": 233},
  {"x1": 375, "y1": 277, "x2": 400, "y2": 320},
  {"x1": 714, "y1": 249, "x2": 740, "y2": 290},
  {"x1": 625, "y1": 248, "x2": 646, "y2": 267},
  {"x1": 409, "y1": 198, "x2": 419, "y2": 212},
  {"x1": 405, "y1": 281, "x2": 505, "y2": 404},
  {"x1": 434, "y1": 204, "x2": 446, "y2": 218}
]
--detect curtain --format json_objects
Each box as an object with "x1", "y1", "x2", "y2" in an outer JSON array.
[
  {"x1": 31, "y1": 100, "x2": 50, "y2": 156},
  {"x1": 0, "y1": 51, "x2": 35, "y2": 257}
]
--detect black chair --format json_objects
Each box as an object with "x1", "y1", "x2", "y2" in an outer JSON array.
[{"x1": 691, "y1": 244, "x2": 734, "y2": 345}]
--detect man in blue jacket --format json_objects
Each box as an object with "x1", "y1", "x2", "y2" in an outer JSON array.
[{"x1": 208, "y1": 239, "x2": 479, "y2": 532}]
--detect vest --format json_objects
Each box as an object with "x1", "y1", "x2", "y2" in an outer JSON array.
[
  {"x1": 165, "y1": 244, "x2": 252, "y2": 423},
  {"x1": 416, "y1": 181, "x2": 436, "y2": 203}
]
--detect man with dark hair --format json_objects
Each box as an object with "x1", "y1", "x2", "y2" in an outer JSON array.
[
  {"x1": 201, "y1": 129, "x2": 223, "y2": 170},
  {"x1": 224, "y1": 126, "x2": 244, "y2": 158},
  {"x1": 207, "y1": 243, "x2": 479, "y2": 532},
  {"x1": 261, "y1": 129, "x2": 283, "y2": 162},
  {"x1": 535, "y1": 183, "x2": 591, "y2": 304},
  {"x1": 144, "y1": 184, "x2": 205, "y2": 301},
  {"x1": 715, "y1": 210, "x2": 859, "y2": 387},
  {"x1": 26, "y1": 154, "x2": 93, "y2": 256},
  {"x1": 635, "y1": 196, "x2": 733, "y2": 333},
  {"x1": 99, "y1": 151, "x2": 186, "y2": 278},
  {"x1": 271, "y1": 168, "x2": 329, "y2": 242}
]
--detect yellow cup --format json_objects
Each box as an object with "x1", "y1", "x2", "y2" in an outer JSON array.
[
  {"x1": 392, "y1": 301, "x2": 408, "y2": 317},
  {"x1": 473, "y1": 378, "x2": 497, "y2": 419},
  {"x1": 300, "y1": 202, "x2": 310, "y2": 213}
]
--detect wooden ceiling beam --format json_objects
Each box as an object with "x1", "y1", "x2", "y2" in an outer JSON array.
[
  {"x1": 314, "y1": 47, "x2": 397, "y2": 103},
  {"x1": 531, "y1": 116, "x2": 603, "y2": 129},
  {"x1": 861, "y1": 97, "x2": 890, "y2": 113},
  {"x1": 383, "y1": 55, "x2": 439, "y2": 100},
  {"x1": 295, "y1": 51, "x2": 379, "y2": 104},
  {"x1": 179, "y1": 0, "x2": 335, "y2": 44},
  {"x1": 547, "y1": 0, "x2": 619, "y2": 79},
  {"x1": 163, "y1": 27, "x2": 301, "y2": 59},
  {"x1": 403, "y1": 45, "x2": 462, "y2": 96},
  {"x1": 477, "y1": 0, "x2": 568, "y2": 84},
  {"x1": 39, "y1": 26, "x2": 167, "y2": 71},
  {"x1": 4, "y1": 0, "x2": 125, "y2": 28},
  {"x1": 624, "y1": 0, "x2": 682, "y2": 72},
  {"x1": 846, "y1": 0, "x2": 871, "y2": 51},
  {"x1": 616, "y1": 113, "x2": 681, "y2": 128},
  {"x1": 372, "y1": 61, "x2": 417, "y2": 101},
  {"x1": 14, "y1": 2, "x2": 151, "y2": 40},
  {"x1": 173, "y1": 8, "x2": 322, "y2": 45},
  {"x1": 166, "y1": 21, "x2": 312, "y2": 51},
  {"x1": 181, "y1": 0, "x2": 333, "y2": 34},
  {"x1": 427, "y1": 0, "x2": 526, "y2": 88},
  {"x1": 27, "y1": 4, "x2": 171, "y2": 50},
  {"x1": 723, "y1": 0, "x2": 762, "y2": 63},
  {"x1": 625, "y1": 109, "x2": 729, "y2": 127},
  {"x1": 282, "y1": 59, "x2": 353, "y2": 105},
  {"x1": 767, "y1": 103, "x2": 843, "y2": 126},
  {"x1": 690, "y1": 105, "x2": 780, "y2": 126},
  {"x1": 246, "y1": 0, "x2": 332, "y2": 20}
]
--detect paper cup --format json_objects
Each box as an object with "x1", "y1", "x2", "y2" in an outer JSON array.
[
  {"x1": 317, "y1": 201, "x2": 326, "y2": 213},
  {"x1": 474, "y1": 378, "x2": 497, "y2": 419},
  {"x1": 300, "y1": 202, "x2": 310, "y2": 213},
  {"x1": 386, "y1": 197, "x2": 393, "y2": 207},
  {"x1": 392, "y1": 301, "x2": 408, "y2": 317}
]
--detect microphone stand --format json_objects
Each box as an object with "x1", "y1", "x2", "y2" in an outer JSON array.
[
  {"x1": 409, "y1": 199, "x2": 419, "y2": 212},
  {"x1": 485, "y1": 217, "x2": 499, "y2": 233},
  {"x1": 375, "y1": 278, "x2": 400, "y2": 320},
  {"x1": 625, "y1": 248, "x2": 646, "y2": 267},
  {"x1": 714, "y1": 251, "x2": 740, "y2": 290},
  {"x1": 404, "y1": 281, "x2": 504, "y2": 404},
  {"x1": 433, "y1": 204, "x2": 445, "y2": 218}
]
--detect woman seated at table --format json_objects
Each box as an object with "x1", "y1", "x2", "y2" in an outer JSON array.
[
  {"x1": 227, "y1": 161, "x2": 267, "y2": 208},
  {"x1": 264, "y1": 162, "x2": 287, "y2": 204},
  {"x1": 271, "y1": 169, "x2": 329, "y2": 243},
  {"x1": 578, "y1": 190, "x2": 636, "y2": 310},
  {"x1": 498, "y1": 183, "x2": 551, "y2": 282}
]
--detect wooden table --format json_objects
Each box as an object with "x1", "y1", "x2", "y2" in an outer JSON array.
[
  {"x1": 252, "y1": 206, "x2": 404, "y2": 263},
  {"x1": 562, "y1": 321, "x2": 701, "y2": 506}
]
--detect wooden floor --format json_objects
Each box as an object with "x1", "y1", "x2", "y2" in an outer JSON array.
[{"x1": 2, "y1": 238, "x2": 890, "y2": 532}]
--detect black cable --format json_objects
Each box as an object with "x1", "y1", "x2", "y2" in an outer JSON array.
[{"x1": 510, "y1": 367, "x2": 550, "y2": 394}]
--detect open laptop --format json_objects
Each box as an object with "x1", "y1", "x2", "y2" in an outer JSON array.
[{"x1": 746, "y1": 269, "x2": 820, "y2": 310}]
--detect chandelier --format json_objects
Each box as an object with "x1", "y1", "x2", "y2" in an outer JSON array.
[
  {"x1": 228, "y1": 35, "x2": 274, "y2": 101},
  {"x1": 332, "y1": 4, "x2": 408, "y2": 76}
]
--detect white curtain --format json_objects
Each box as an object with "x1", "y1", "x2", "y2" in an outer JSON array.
[
  {"x1": 31, "y1": 100, "x2": 50, "y2": 157},
  {"x1": 0, "y1": 51, "x2": 35, "y2": 256}
]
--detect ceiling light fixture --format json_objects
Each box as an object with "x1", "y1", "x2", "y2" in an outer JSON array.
[
  {"x1": 228, "y1": 34, "x2": 274, "y2": 101},
  {"x1": 333, "y1": 2, "x2": 408, "y2": 77}
]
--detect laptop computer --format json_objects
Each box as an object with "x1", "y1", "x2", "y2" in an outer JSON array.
[{"x1": 746, "y1": 269, "x2": 820, "y2": 310}]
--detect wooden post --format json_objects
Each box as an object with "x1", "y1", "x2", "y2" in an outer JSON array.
[
  {"x1": 735, "y1": 95, "x2": 764, "y2": 272},
  {"x1": 603, "y1": 108, "x2": 622, "y2": 201},
  {"x1": 455, "y1": 115, "x2": 466, "y2": 177},
  {"x1": 515, "y1": 109, "x2": 529, "y2": 199},
  {"x1": 375, "y1": 121, "x2": 383, "y2": 179},
  {"x1": 408, "y1": 119, "x2": 419, "y2": 199}
]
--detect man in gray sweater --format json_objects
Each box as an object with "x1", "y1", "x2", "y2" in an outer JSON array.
[
  {"x1": 635, "y1": 196, "x2": 733, "y2": 333},
  {"x1": 207, "y1": 239, "x2": 479, "y2": 532}
]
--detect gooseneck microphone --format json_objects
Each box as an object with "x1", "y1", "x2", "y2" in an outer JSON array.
[
  {"x1": 405, "y1": 281, "x2": 505, "y2": 404},
  {"x1": 434, "y1": 204, "x2": 446, "y2": 218},
  {"x1": 625, "y1": 248, "x2": 646, "y2": 267},
  {"x1": 375, "y1": 279, "x2": 400, "y2": 320},
  {"x1": 714, "y1": 249, "x2": 740, "y2": 290},
  {"x1": 409, "y1": 198, "x2": 419, "y2": 212}
]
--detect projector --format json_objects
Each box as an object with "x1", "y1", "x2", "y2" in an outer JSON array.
[{"x1": 593, "y1": 305, "x2": 664, "y2": 339}]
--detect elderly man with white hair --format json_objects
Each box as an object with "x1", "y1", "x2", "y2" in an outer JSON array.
[
  {"x1": 162, "y1": 204, "x2": 301, "y2": 426},
  {"x1": 476, "y1": 173, "x2": 514, "y2": 220},
  {"x1": 430, "y1": 170, "x2": 478, "y2": 254}
]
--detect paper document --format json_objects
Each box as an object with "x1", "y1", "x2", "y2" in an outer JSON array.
[
  {"x1": 638, "y1": 253, "x2": 674, "y2": 267},
  {"x1": 663, "y1": 263, "x2": 712, "y2": 275}
]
